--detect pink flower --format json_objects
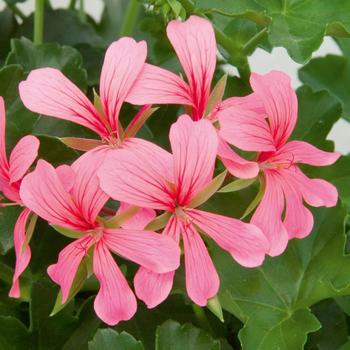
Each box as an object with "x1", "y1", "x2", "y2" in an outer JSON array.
[
  {"x1": 125, "y1": 15, "x2": 260, "y2": 179},
  {"x1": 0, "y1": 97, "x2": 39, "y2": 298},
  {"x1": 19, "y1": 37, "x2": 151, "y2": 151},
  {"x1": 217, "y1": 71, "x2": 340, "y2": 256},
  {"x1": 98, "y1": 115, "x2": 268, "y2": 308},
  {"x1": 20, "y1": 150, "x2": 180, "y2": 325}
]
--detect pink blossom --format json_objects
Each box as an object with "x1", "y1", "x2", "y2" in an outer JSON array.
[
  {"x1": 0, "y1": 97, "x2": 39, "y2": 298},
  {"x1": 99, "y1": 115, "x2": 268, "y2": 308},
  {"x1": 19, "y1": 37, "x2": 151, "y2": 152},
  {"x1": 126, "y1": 15, "x2": 260, "y2": 179},
  {"x1": 217, "y1": 71, "x2": 340, "y2": 256},
  {"x1": 20, "y1": 150, "x2": 180, "y2": 325}
]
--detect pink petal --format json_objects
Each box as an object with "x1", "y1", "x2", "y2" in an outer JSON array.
[
  {"x1": 187, "y1": 209, "x2": 268, "y2": 267},
  {"x1": 218, "y1": 106, "x2": 275, "y2": 152},
  {"x1": 182, "y1": 224, "x2": 219, "y2": 306},
  {"x1": 20, "y1": 160, "x2": 90, "y2": 230},
  {"x1": 282, "y1": 167, "x2": 338, "y2": 208},
  {"x1": 218, "y1": 92, "x2": 265, "y2": 116},
  {"x1": 9, "y1": 135, "x2": 39, "y2": 183},
  {"x1": 250, "y1": 71, "x2": 297, "y2": 147},
  {"x1": 56, "y1": 165, "x2": 75, "y2": 193},
  {"x1": 100, "y1": 38, "x2": 147, "y2": 133},
  {"x1": 93, "y1": 242, "x2": 137, "y2": 325},
  {"x1": 281, "y1": 179, "x2": 314, "y2": 239},
  {"x1": 98, "y1": 139, "x2": 174, "y2": 210},
  {"x1": 133, "y1": 216, "x2": 180, "y2": 308},
  {"x1": 251, "y1": 170, "x2": 289, "y2": 256},
  {"x1": 117, "y1": 202, "x2": 156, "y2": 230},
  {"x1": 0, "y1": 97, "x2": 9, "y2": 171},
  {"x1": 134, "y1": 268, "x2": 175, "y2": 309},
  {"x1": 169, "y1": 115, "x2": 218, "y2": 205},
  {"x1": 9, "y1": 208, "x2": 32, "y2": 298},
  {"x1": 103, "y1": 228, "x2": 180, "y2": 273},
  {"x1": 274, "y1": 140, "x2": 341, "y2": 166},
  {"x1": 71, "y1": 150, "x2": 109, "y2": 225},
  {"x1": 19, "y1": 68, "x2": 108, "y2": 137},
  {"x1": 125, "y1": 64, "x2": 192, "y2": 106},
  {"x1": 47, "y1": 235, "x2": 94, "y2": 303},
  {"x1": 167, "y1": 16, "x2": 216, "y2": 119},
  {"x1": 217, "y1": 139, "x2": 259, "y2": 179}
]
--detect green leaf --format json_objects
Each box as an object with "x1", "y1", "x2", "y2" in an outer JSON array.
[
  {"x1": 17, "y1": 8, "x2": 104, "y2": 48},
  {"x1": 0, "y1": 206, "x2": 22, "y2": 254},
  {"x1": 306, "y1": 299, "x2": 348, "y2": 350},
  {"x1": 156, "y1": 320, "x2": 221, "y2": 350},
  {"x1": 0, "y1": 64, "x2": 38, "y2": 148},
  {"x1": 36, "y1": 135, "x2": 79, "y2": 165},
  {"x1": 292, "y1": 86, "x2": 342, "y2": 149},
  {"x1": 0, "y1": 316, "x2": 31, "y2": 350},
  {"x1": 6, "y1": 37, "x2": 87, "y2": 89},
  {"x1": 89, "y1": 329, "x2": 144, "y2": 350},
  {"x1": 0, "y1": 8, "x2": 17, "y2": 65},
  {"x1": 299, "y1": 55, "x2": 350, "y2": 121},
  {"x1": 211, "y1": 203, "x2": 349, "y2": 350},
  {"x1": 195, "y1": 0, "x2": 350, "y2": 62}
]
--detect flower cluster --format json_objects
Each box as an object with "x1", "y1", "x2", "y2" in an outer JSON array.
[{"x1": 0, "y1": 16, "x2": 339, "y2": 325}]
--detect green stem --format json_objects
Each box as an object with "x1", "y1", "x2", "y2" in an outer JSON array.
[
  {"x1": 8, "y1": 4, "x2": 26, "y2": 20},
  {"x1": 119, "y1": 0, "x2": 140, "y2": 36},
  {"x1": 192, "y1": 304, "x2": 212, "y2": 332},
  {"x1": 34, "y1": 0, "x2": 45, "y2": 45},
  {"x1": 68, "y1": 0, "x2": 77, "y2": 10},
  {"x1": 78, "y1": 0, "x2": 86, "y2": 22},
  {"x1": 243, "y1": 27, "x2": 268, "y2": 54}
]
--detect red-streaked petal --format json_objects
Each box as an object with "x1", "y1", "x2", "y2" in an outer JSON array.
[
  {"x1": 134, "y1": 268, "x2": 175, "y2": 309},
  {"x1": 251, "y1": 170, "x2": 289, "y2": 257},
  {"x1": 250, "y1": 71, "x2": 298, "y2": 147},
  {"x1": 182, "y1": 224, "x2": 219, "y2": 306},
  {"x1": 274, "y1": 140, "x2": 340, "y2": 166},
  {"x1": 125, "y1": 64, "x2": 192, "y2": 106},
  {"x1": 9, "y1": 208, "x2": 32, "y2": 298},
  {"x1": 167, "y1": 16, "x2": 216, "y2": 118},
  {"x1": 117, "y1": 202, "x2": 156, "y2": 230},
  {"x1": 282, "y1": 167, "x2": 338, "y2": 208},
  {"x1": 100, "y1": 38, "x2": 147, "y2": 133},
  {"x1": 217, "y1": 139, "x2": 259, "y2": 179},
  {"x1": 218, "y1": 106, "x2": 275, "y2": 152},
  {"x1": 9, "y1": 136, "x2": 39, "y2": 183},
  {"x1": 133, "y1": 216, "x2": 181, "y2": 308},
  {"x1": 188, "y1": 209, "x2": 268, "y2": 267},
  {"x1": 19, "y1": 68, "x2": 107, "y2": 137},
  {"x1": 93, "y1": 242, "x2": 137, "y2": 325},
  {"x1": 98, "y1": 139, "x2": 174, "y2": 210},
  {"x1": 47, "y1": 235, "x2": 94, "y2": 303},
  {"x1": 71, "y1": 150, "x2": 109, "y2": 225},
  {"x1": 104, "y1": 228, "x2": 180, "y2": 273},
  {"x1": 170, "y1": 115, "x2": 218, "y2": 205},
  {"x1": 56, "y1": 165, "x2": 75, "y2": 193},
  {"x1": 281, "y1": 179, "x2": 314, "y2": 239},
  {"x1": 219, "y1": 92, "x2": 265, "y2": 116},
  {"x1": 20, "y1": 160, "x2": 89, "y2": 230}
]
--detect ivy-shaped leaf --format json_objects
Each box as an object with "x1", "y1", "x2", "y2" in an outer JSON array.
[
  {"x1": 89, "y1": 329, "x2": 144, "y2": 350},
  {"x1": 212, "y1": 203, "x2": 349, "y2": 350},
  {"x1": 156, "y1": 320, "x2": 221, "y2": 350},
  {"x1": 195, "y1": 0, "x2": 350, "y2": 62}
]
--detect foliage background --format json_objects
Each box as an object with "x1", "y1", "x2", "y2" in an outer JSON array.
[{"x1": 1, "y1": 0, "x2": 350, "y2": 349}]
